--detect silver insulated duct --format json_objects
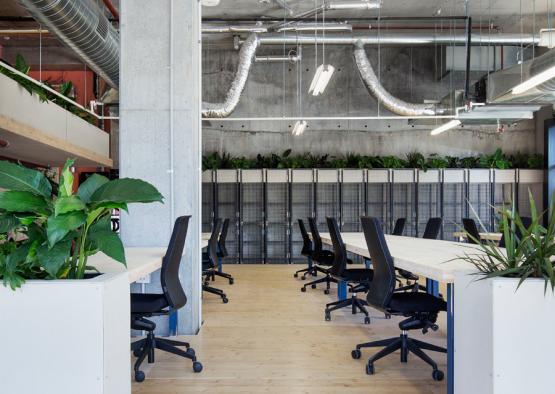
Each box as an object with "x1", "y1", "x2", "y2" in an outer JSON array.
[
  {"x1": 353, "y1": 41, "x2": 441, "y2": 116},
  {"x1": 202, "y1": 34, "x2": 259, "y2": 118},
  {"x1": 17, "y1": 0, "x2": 119, "y2": 89}
]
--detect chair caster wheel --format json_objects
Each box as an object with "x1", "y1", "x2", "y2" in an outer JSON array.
[
  {"x1": 229, "y1": 278, "x2": 234, "y2": 285},
  {"x1": 133, "y1": 348, "x2": 142, "y2": 357},
  {"x1": 324, "y1": 312, "x2": 331, "y2": 321},
  {"x1": 135, "y1": 370, "x2": 145, "y2": 382},
  {"x1": 324, "y1": 289, "x2": 330, "y2": 295},
  {"x1": 294, "y1": 273, "x2": 298, "y2": 278},
  {"x1": 311, "y1": 284, "x2": 317, "y2": 289},
  {"x1": 193, "y1": 361, "x2": 203, "y2": 373},
  {"x1": 351, "y1": 349, "x2": 361, "y2": 359},
  {"x1": 222, "y1": 297, "x2": 229, "y2": 304},
  {"x1": 364, "y1": 316, "x2": 371, "y2": 324},
  {"x1": 301, "y1": 276, "x2": 306, "y2": 280},
  {"x1": 366, "y1": 364, "x2": 375, "y2": 375},
  {"x1": 301, "y1": 287, "x2": 306, "y2": 292},
  {"x1": 186, "y1": 348, "x2": 195, "y2": 357},
  {"x1": 385, "y1": 313, "x2": 391, "y2": 319},
  {"x1": 432, "y1": 370, "x2": 444, "y2": 381}
]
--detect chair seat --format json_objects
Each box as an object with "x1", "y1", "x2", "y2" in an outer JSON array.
[
  {"x1": 342, "y1": 268, "x2": 373, "y2": 282},
  {"x1": 131, "y1": 293, "x2": 169, "y2": 314},
  {"x1": 388, "y1": 292, "x2": 447, "y2": 314},
  {"x1": 397, "y1": 268, "x2": 419, "y2": 281},
  {"x1": 313, "y1": 250, "x2": 335, "y2": 265}
]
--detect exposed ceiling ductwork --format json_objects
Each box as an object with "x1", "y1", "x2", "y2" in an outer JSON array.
[
  {"x1": 353, "y1": 41, "x2": 443, "y2": 116},
  {"x1": 16, "y1": 0, "x2": 119, "y2": 89}
]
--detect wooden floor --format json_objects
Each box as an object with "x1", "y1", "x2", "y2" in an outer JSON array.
[{"x1": 132, "y1": 265, "x2": 447, "y2": 393}]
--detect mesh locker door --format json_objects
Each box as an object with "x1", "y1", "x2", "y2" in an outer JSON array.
[
  {"x1": 517, "y1": 169, "x2": 544, "y2": 217},
  {"x1": 367, "y1": 170, "x2": 390, "y2": 232},
  {"x1": 201, "y1": 170, "x2": 214, "y2": 233},
  {"x1": 216, "y1": 170, "x2": 239, "y2": 263},
  {"x1": 442, "y1": 170, "x2": 467, "y2": 241},
  {"x1": 240, "y1": 170, "x2": 264, "y2": 264},
  {"x1": 315, "y1": 170, "x2": 340, "y2": 233},
  {"x1": 417, "y1": 170, "x2": 442, "y2": 238},
  {"x1": 493, "y1": 170, "x2": 516, "y2": 231},
  {"x1": 468, "y1": 169, "x2": 493, "y2": 231},
  {"x1": 291, "y1": 170, "x2": 314, "y2": 264},
  {"x1": 392, "y1": 170, "x2": 416, "y2": 236},
  {"x1": 341, "y1": 170, "x2": 365, "y2": 232},
  {"x1": 265, "y1": 170, "x2": 289, "y2": 264}
]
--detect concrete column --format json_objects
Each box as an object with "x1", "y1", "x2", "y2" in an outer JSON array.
[{"x1": 120, "y1": 0, "x2": 201, "y2": 335}]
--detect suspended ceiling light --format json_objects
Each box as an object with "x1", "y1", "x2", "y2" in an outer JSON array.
[
  {"x1": 430, "y1": 119, "x2": 461, "y2": 136},
  {"x1": 326, "y1": 0, "x2": 382, "y2": 10},
  {"x1": 277, "y1": 22, "x2": 352, "y2": 32},
  {"x1": 309, "y1": 64, "x2": 335, "y2": 96},
  {"x1": 292, "y1": 120, "x2": 308, "y2": 136},
  {"x1": 511, "y1": 65, "x2": 555, "y2": 94},
  {"x1": 201, "y1": 0, "x2": 221, "y2": 6}
]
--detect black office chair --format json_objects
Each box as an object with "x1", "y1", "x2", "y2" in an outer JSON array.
[
  {"x1": 396, "y1": 217, "x2": 442, "y2": 293},
  {"x1": 352, "y1": 217, "x2": 447, "y2": 381},
  {"x1": 207, "y1": 218, "x2": 234, "y2": 285},
  {"x1": 498, "y1": 216, "x2": 531, "y2": 248},
  {"x1": 301, "y1": 217, "x2": 338, "y2": 294},
  {"x1": 130, "y1": 216, "x2": 202, "y2": 382},
  {"x1": 294, "y1": 219, "x2": 317, "y2": 279},
  {"x1": 202, "y1": 219, "x2": 228, "y2": 303},
  {"x1": 462, "y1": 218, "x2": 481, "y2": 244},
  {"x1": 392, "y1": 218, "x2": 406, "y2": 236},
  {"x1": 324, "y1": 217, "x2": 373, "y2": 324}
]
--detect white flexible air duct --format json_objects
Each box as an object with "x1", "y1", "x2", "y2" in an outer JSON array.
[
  {"x1": 202, "y1": 33, "x2": 260, "y2": 118},
  {"x1": 354, "y1": 41, "x2": 442, "y2": 116}
]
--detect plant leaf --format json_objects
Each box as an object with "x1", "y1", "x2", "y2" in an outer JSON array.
[
  {"x1": 54, "y1": 196, "x2": 86, "y2": 216},
  {"x1": 37, "y1": 240, "x2": 71, "y2": 277},
  {"x1": 59, "y1": 159, "x2": 75, "y2": 197},
  {"x1": 88, "y1": 229, "x2": 126, "y2": 264},
  {"x1": 46, "y1": 211, "x2": 86, "y2": 247},
  {"x1": 0, "y1": 191, "x2": 48, "y2": 214},
  {"x1": 0, "y1": 213, "x2": 20, "y2": 233},
  {"x1": 76, "y1": 174, "x2": 109, "y2": 203},
  {"x1": 0, "y1": 160, "x2": 52, "y2": 197},
  {"x1": 90, "y1": 178, "x2": 164, "y2": 204}
]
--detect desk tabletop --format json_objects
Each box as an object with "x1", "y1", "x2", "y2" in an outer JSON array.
[
  {"x1": 320, "y1": 232, "x2": 481, "y2": 283},
  {"x1": 452, "y1": 231, "x2": 502, "y2": 242}
]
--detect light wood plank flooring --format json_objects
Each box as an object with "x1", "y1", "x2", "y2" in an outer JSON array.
[{"x1": 132, "y1": 265, "x2": 447, "y2": 393}]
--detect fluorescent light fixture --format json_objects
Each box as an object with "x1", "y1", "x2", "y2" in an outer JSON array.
[
  {"x1": 430, "y1": 119, "x2": 461, "y2": 136},
  {"x1": 511, "y1": 65, "x2": 555, "y2": 94},
  {"x1": 308, "y1": 64, "x2": 335, "y2": 96},
  {"x1": 326, "y1": 1, "x2": 382, "y2": 10},
  {"x1": 278, "y1": 22, "x2": 352, "y2": 32},
  {"x1": 292, "y1": 120, "x2": 307, "y2": 136},
  {"x1": 201, "y1": 0, "x2": 221, "y2": 6}
]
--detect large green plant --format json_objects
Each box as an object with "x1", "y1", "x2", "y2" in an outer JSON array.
[
  {"x1": 0, "y1": 159, "x2": 163, "y2": 290},
  {"x1": 459, "y1": 191, "x2": 555, "y2": 292}
]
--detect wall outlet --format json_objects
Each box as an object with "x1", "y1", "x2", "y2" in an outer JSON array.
[{"x1": 136, "y1": 274, "x2": 151, "y2": 284}]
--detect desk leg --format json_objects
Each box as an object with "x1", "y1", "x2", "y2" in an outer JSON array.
[
  {"x1": 307, "y1": 256, "x2": 313, "y2": 268},
  {"x1": 426, "y1": 278, "x2": 439, "y2": 297},
  {"x1": 169, "y1": 310, "x2": 178, "y2": 336},
  {"x1": 338, "y1": 280, "x2": 347, "y2": 300},
  {"x1": 447, "y1": 283, "x2": 454, "y2": 394},
  {"x1": 218, "y1": 257, "x2": 223, "y2": 273},
  {"x1": 364, "y1": 258, "x2": 371, "y2": 269}
]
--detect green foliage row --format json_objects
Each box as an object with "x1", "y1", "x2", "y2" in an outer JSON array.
[
  {"x1": 0, "y1": 159, "x2": 163, "y2": 290},
  {"x1": 203, "y1": 149, "x2": 543, "y2": 171},
  {"x1": 0, "y1": 54, "x2": 96, "y2": 124}
]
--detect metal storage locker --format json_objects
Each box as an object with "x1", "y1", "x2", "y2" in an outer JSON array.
[
  {"x1": 340, "y1": 169, "x2": 365, "y2": 232},
  {"x1": 442, "y1": 169, "x2": 467, "y2": 241},
  {"x1": 391, "y1": 169, "x2": 417, "y2": 236},
  {"x1": 517, "y1": 169, "x2": 544, "y2": 217},
  {"x1": 315, "y1": 169, "x2": 340, "y2": 233},
  {"x1": 416, "y1": 169, "x2": 442, "y2": 238},
  {"x1": 265, "y1": 170, "x2": 290, "y2": 264},
  {"x1": 290, "y1": 169, "x2": 315, "y2": 263},
  {"x1": 240, "y1": 169, "x2": 264, "y2": 264},
  {"x1": 202, "y1": 170, "x2": 215, "y2": 233},
  {"x1": 492, "y1": 170, "x2": 517, "y2": 230},
  {"x1": 215, "y1": 170, "x2": 240, "y2": 263},
  {"x1": 468, "y1": 169, "x2": 493, "y2": 231},
  {"x1": 367, "y1": 169, "x2": 391, "y2": 232}
]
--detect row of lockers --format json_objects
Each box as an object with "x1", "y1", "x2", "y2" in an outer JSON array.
[{"x1": 202, "y1": 168, "x2": 545, "y2": 264}]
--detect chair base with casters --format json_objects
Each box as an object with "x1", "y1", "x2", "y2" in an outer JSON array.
[
  {"x1": 325, "y1": 291, "x2": 371, "y2": 324},
  {"x1": 301, "y1": 271, "x2": 337, "y2": 294},
  {"x1": 351, "y1": 313, "x2": 446, "y2": 381},
  {"x1": 207, "y1": 269, "x2": 234, "y2": 285},
  {"x1": 131, "y1": 314, "x2": 202, "y2": 382},
  {"x1": 294, "y1": 264, "x2": 317, "y2": 279},
  {"x1": 202, "y1": 274, "x2": 228, "y2": 303}
]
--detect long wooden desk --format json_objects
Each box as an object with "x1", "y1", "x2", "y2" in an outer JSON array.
[
  {"x1": 453, "y1": 231, "x2": 502, "y2": 242},
  {"x1": 318, "y1": 232, "x2": 481, "y2": 394}
]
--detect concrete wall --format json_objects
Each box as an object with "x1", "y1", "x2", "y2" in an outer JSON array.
[{"x1": 202, "y1": 45, "x2": 542, "y2": 157}]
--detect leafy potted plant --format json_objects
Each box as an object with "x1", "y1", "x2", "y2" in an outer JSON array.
[
  {"x1": 454, "y1": 192, "x2": 555, "y2": 394},
  {"x1": 0, "y1": 159, "x2": 163, "y2": 394}
]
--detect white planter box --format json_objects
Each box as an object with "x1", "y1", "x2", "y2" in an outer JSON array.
[
  {"x1": 455, "y1": 275, "x2": 555, "y2": 394},
  {"x1": 0, "y1": 273, "x2": 131, "y2": 394}
]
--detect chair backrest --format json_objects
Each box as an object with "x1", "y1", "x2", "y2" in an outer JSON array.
[
  {"x1": 326, "y1": 217, "x2": 348, "y2": 276},
  {"x1": 462, "y1": 218, "x2": 481, "y2": 244},
  {"x1": 423, "y1": 217, "x2": 442, "y2": 239},
  {"x1": 498, "y1": 216, "x2": 531, "y2": 248},
  {"x1": 307, "y1": 217, "x2": 324, "y2": 254},
  {"x1": 361, "y1": 217, "x2": 396, "y2": 311},
  {"x1": 208, "y1": 219, "x2": 222, "y2": 265},
  {"x1": 218, "y1": 218, "x2": 230, "y2": 257},
  {"x1": 161, "y1": 216, "x2": 190, "y2": 310},
  {"x1": 298, "y1": 219, "x2": 313, "y2": 256},
  {"x1": 392, "y1": 218, "x2": 406, "y2": 236}
]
